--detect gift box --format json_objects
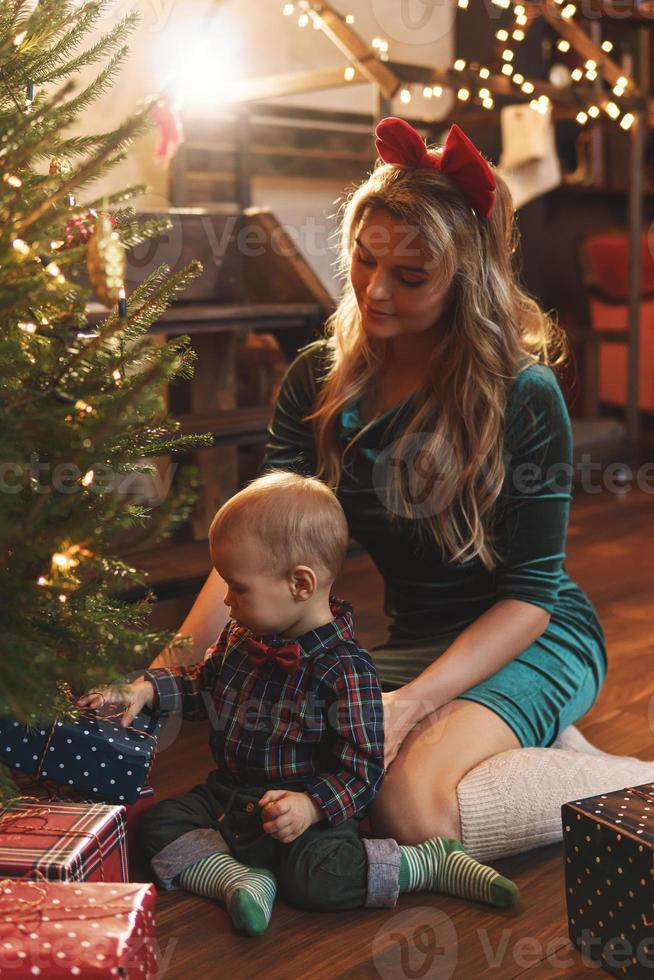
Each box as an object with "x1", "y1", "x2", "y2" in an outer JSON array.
[
  {"x1": 0, "y1": 877, "x2": 157, "y2": 978},
  {"x1": 0, "y1": 710, "x2": 160, "y2": 805},
  {"x1": 562, "y1": 782, "x2": 654, "y2": 978},
  {"x1": 10, "y1": 774, "x2": 156, "y2": 866},
  {"x1": 0, "y1": 800, "x2": 128, "y2": 882}
]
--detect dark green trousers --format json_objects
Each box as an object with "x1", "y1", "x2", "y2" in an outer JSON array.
[{"x1": 139, "y1": 770, "x2": 396, "y2": 911}]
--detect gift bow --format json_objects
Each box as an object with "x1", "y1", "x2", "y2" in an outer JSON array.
[
  {"x1": 374, "y1": 117, "x2": 496, "y2": 219},
  {"x1": 244, "y1": 635, "x2": 302, "y2": 674}
]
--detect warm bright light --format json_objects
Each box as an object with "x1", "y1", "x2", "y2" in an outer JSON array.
[
  {"x1": 561, "y1": 3, "x2": 576, "y2": 17},
  {"x1": 297, "y1": 12, "x2": 309, "y2": 26},
  {"x1": 82, "y1": 470, "x2": 95, "y2": 486},
  {"x1": 432, "y1": 85, "x2": 443, "y2": 97},
  {"x1": 457, "y1": 87, "x2": 470, "y2": 100},
  {"x1": 18, "y1": 321, "x2": 36, "y2": 333},
  {"x1": 586, "y1": 69, "x2": 598, "y2": 81},
  {"x1": 479, "y1": 67, "x2": 490, "y2": 79},
  {"x1": 502, "y1": 49, "x2": 514, "y2": 61},
  {"x1": 605, "y1": 101, "x2": 620, "y2": 118},
  {"x1": 482, "y1": 97, "x2": 494, "y2": 109},
  {"x1": 513, "y1": 29, "x2": 525, "y2": 41},
  {"x1": 282, "y1": 3, "x2": 294, "y2": 14},
  {"x1": 423, "y1": 86, "x2": 433, "y2": 98},
  {"x1": 458, "y1": 0, "x2": 469, "y2": 8},
  {"x1": 557, "y1": 39, "x2": 571, "y2": 52},
  {"x1": 344, "y1": 66, "x2": 355, "y2": 81},
  {"x1": 12, "y1": 239, "x2": 29, "y2": 255},
  {"x1": 400, "y1": 88, "x2": 411, "y2": 103},
  {"x1": 571, "y1": 68, "x2": 583, "y2": 82},
  {"x1": 479, "y1": 87, "x2": 490, "y2": 99},
  {"x1": 345, "y1": 14, "x2": 355, "y2": 23},
  {"x1": 454, "y1": 58, "x2": 466, "y2": 70},
  {"x1": 576, "y1": 111, "x2": 588, "y2": 125},
  {"x1": 620, "y1": 113, "x2": 635, "y2": 129},
  {"x1": 588, "y1": 105, "x2": 600, "y2": 117},
  {"x1": 501, "y1": 64, "x2": 513, "y2": 75},
  {"x1": 150, "y1": 6, "x2": 243, "y2": 111},
  {"x1": 601, "y1": 40, "x2": 613, "y2": 52},
  {"x1": 521, "y1": 81, "x2": 534, "y2": 94},
  {"x1": 513, "y1": 73, "x2": 524, "y2": 85},
  {"x1": 496, "y1": 29, "x2": 509, "y2": 41}
]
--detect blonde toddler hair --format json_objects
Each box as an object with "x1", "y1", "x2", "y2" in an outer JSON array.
[{"x1": 209, "y1": 470, "x2": 349, "y2": 587}]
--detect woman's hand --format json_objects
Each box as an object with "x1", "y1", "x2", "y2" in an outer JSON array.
[
  {"x1": 258, "y1": 790, "x2": 323, "y2": 844},
  {"x1": 381, "y1": 686, "x2": 426, "y2": 769},
  {"x1": 76, "y1": 678, "x2": 155, "y2": 728}
]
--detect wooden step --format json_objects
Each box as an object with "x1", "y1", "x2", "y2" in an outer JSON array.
[
  {"x1": 174, "y1": 406, "x2": 272, "y2": 448},
  {"x1": 85, "y1": 301, "x2": 323, "y2": 335}
]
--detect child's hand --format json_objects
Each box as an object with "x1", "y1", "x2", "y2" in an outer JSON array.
[
  {"x1": 75, "y1": 678, "x2": 155, "y2": 728},
  {"x1": 259, "y1": 790, "x2": 323, "y2": 844}
]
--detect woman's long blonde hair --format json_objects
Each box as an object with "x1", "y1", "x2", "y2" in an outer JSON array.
[{"x1": 304, "y1": 136, "x2": 569, "y2": 571}]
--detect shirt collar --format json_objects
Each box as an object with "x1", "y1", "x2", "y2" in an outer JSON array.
[{"x1": 230, "y1": 594, "x2": 355, "y2": 659}]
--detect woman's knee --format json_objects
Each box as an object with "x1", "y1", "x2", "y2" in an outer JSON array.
[{"x1": 369, "y1": 775, "x2": 461, "y2": 844}]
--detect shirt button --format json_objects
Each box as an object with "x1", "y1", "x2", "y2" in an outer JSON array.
[{"x1": 244, "y1": 802, "x2": 255, "y2": 813}]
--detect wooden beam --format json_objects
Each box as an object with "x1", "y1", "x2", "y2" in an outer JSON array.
[
  {"x1": 540, "y1": 0, "x2": 642, "y2": 96},
  {"x1": 297, "y1": 0, "x2": 401, "y2": 100},
  {"x1": 227, "y1": 65, "x2": 367, "y2": 103}
]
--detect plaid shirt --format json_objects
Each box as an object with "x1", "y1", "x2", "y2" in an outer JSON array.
[{"x1": 144, "y1": 595, "x2": 385, "y2": 826}]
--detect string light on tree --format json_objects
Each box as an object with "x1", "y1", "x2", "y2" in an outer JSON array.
[
  {"x1": 457, "y1": 87, "x2": 470, "y2": 101},
  {"x1": 400, "y1": 87, "x2": 411, "y2": 104},
  {"x1": 620, "y1": 113, "x2": 635, "y2": 130}
]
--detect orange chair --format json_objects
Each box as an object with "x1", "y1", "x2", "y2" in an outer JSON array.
[{"x1": 579, "y1": 230, "x2": 654, "y2": 413}]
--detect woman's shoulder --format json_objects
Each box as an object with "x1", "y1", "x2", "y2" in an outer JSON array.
[
  {"x1": 277, "y1": 337, "x2": 332, "y2": 402},
  {"x1": 506, "y1": 361, "x2": 567, "y2": 416},
  {"x1": 504, "y1": 361, "x2": 571, "y2": 448}
]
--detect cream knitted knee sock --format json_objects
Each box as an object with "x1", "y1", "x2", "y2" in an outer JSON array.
[{"x1": 456, "y1": 746, "x2": 654, "y2": 862}]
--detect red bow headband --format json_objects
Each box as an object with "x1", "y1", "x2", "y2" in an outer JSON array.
[{"x1": 374, "y1": 117, "x2": 496, "y2": 220}]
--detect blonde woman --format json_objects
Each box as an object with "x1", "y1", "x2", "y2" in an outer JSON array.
[{"x1": 153, "y1": 118, "x2": 654, "y2": 863}]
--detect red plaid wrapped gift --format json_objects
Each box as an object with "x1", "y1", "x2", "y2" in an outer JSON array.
[
  {"x1": 0, "y1": 801, "x2": 128, "y2": 882},
  {"x1": 0, "y1": 875, "x2": 157, "y2": 978},
  {"x1": 11, "y1": 776, "x2": 155, "y2": 866}
]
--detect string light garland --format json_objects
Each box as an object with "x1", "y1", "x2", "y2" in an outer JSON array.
[{"x1": 280, "y1": 1, "x2": 640, "y2": 131}]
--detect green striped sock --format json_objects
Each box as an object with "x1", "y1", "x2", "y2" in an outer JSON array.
[
  {"x1": 398, "y1": 837, "x2": 519, "y2": 908},
  {"x1": 177, "y1": 851, "x2": 277, "y2": 935}
]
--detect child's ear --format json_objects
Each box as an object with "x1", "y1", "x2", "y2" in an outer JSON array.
[{"x1": 289, "y1": 565, "x2": 317, "y2": 600}]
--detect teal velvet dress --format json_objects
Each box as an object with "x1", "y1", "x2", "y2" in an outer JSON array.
[{"x1": 257, "y1": 339, "x2": 608, "y2": 749}]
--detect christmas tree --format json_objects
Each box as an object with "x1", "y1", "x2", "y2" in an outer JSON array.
[{"x1": 0, "y1": 0, "x2": 209, "y2": 798}]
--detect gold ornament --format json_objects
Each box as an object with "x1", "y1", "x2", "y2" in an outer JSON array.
[
  {"x1": 49, "y1": 156, "x2": 73, "y2": 177},
  {"x1": 86, "y1": 213, "x2": 126, "y2": 308}
]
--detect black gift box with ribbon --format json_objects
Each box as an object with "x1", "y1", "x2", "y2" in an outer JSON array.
[{"x1": 562, "y1": 783, "x2": 654, "y2": 978}]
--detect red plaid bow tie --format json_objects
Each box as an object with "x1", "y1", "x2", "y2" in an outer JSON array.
[{"x1": 244, "y1": 635, "x2": 302, "y2": 674}]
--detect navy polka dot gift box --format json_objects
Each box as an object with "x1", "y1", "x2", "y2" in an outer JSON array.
[
  {"x1": 0, "y1": 710, "x2": 161, "y2": 805},
  {"x1": 562, "y1": 782, "x2": 654, "y2": 978}
]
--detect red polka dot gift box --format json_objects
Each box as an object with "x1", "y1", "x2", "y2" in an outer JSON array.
[
  {"x1": 562, "y1": 782, "x2": 654, "y2": 978},
  {"x1": 0, "y1": 877, "x2": 157, "y2": 978},
  {"x1": 0, "y1": 801, "x2": 128, "y2": 883}
]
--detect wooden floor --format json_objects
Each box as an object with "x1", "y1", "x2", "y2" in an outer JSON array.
[{"x1": 136, "y1": 484, "x2": 654, "y2": 980}]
